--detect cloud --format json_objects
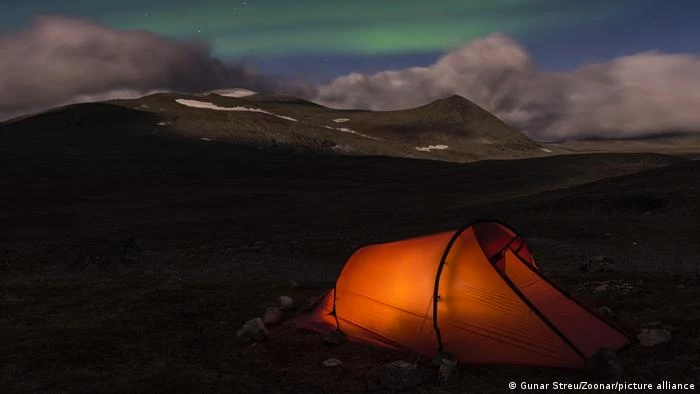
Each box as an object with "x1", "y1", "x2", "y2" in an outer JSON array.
[
  {"x1": 0, "y1": 15, "x2": 315, "y2": 121},
  {"x1": 4, "y1": 18, "x2": 699, "y2": 141},
  {"x1": 315, "y1": 34, "x2": 700, "y2": 140}
]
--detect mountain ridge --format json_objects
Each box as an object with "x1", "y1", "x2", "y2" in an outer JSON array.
[{"x1": 0, "y1": 92, "x2": 550, "y2": 162}]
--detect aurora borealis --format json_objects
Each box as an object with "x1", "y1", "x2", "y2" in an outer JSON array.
[
  {"x1": 5, "y1": 2, "x2": 596, "y2": 53},
  {"x1": 0, "y1": 1, "x2": 675, "y2": 66}
]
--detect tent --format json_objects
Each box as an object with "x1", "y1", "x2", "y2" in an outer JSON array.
[{"x1": 292, "y1": 220, "x2": 633, "y2": 369}]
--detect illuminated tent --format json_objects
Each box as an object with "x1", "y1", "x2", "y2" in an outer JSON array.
[{"x1": 292, "y1": 220, "x2": 633, "y2": 369}]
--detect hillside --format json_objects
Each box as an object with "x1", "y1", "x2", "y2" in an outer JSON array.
[
  {"x1": 0, "y1": 92, "x2": 553, "y2": 163},
  {"x1": 552, "y1": 133, "x2": 700, "y2": 159}
]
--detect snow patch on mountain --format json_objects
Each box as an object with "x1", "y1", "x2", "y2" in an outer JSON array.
[
  {"x1": 323, "y1": 125, "x2": 378, "y2": 140},
  {"x1": 175, "y1": 99, "x2": 297, "y2": 121},
  {"x1": 415, "y1": 144, "x2": 449, "y2": 152}
]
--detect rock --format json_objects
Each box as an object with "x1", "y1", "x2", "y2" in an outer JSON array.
[
  {"x1": 614, "y1": 281, "x2": 637, "y2": 295},
  {"x1": 586, "y1": 348, "x2": 623, "y2": 379},
  {"x1": 581, "y1": 256, "x2": 619, "y2": 273},
  {"x1": 368, "y1": 360, "x2": 421, "y2": 391},
  {"x1": 159, "y1": 277, "x2": 184, "y2": 291},
  {"x1": 289, "y1": 279, "x2": 302, "y2": 289},
  {"x1": 595, "y1": 306, "x2": 613, "y2": 317},
  {"x1": 433, "y1": 352, "x2": 457, "y2": 382},
  {"x1": 121, "y1": 238, "x2": 142, "y2": 263},
  {"x1": 289, "y1": 279, "x2": 304, "y2": 289},
  {"x1": 236, "y1": 318, "x2": 269, "y2": 342},
  {"x1": 250, "y1": 241, "x2": 265, "y2": 251},
  {"x1": 637, "y1": 328, "x2": 672, "y2": 347},
  {"x1": 278, "y1": 296, "x2": 295, "y2": 311},
  {"x1": 322, "y1": 330, "x2": 347, "y2": 346},
  {"x1": 2, "y1": 295, "x2": 24, "y2": 303},
  {"x1": 263, "y1": 306, "x2": 284, "y2": 325},
  {"x1": 321, "y1": 358, "x2": 342, "y2": 368},
  {"x1": 588, "y1": 280, "x2": 642, "y2": 296}
]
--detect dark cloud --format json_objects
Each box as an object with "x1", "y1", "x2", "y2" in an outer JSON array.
[
  {"x1": 0, "y1": 15, "x2": 315, "y2": 121},
  {"x1": 315, "y1": 34, "x2": 700, "y2": 140}
]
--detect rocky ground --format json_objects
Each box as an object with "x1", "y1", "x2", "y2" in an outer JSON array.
[{"x1": 1, "y1": 138, "x2": 699, "y2": 392}]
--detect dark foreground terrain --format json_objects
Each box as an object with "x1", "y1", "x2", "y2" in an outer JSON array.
[{"x1": 1, "y1": 128, "x2": 699, "y2": 392}]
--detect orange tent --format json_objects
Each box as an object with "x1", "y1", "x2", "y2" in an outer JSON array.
[{"x1": 293, "y1": 220, "x2": 633, "y2": 369}]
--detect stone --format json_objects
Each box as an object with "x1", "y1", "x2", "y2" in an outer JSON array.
[
  {"x1": 637, "y1": 328, "x2": 672, "y2": 347},
  {"x1": 589, "y1": 280, "x2": 641, "y2": 296},
  {"x1": 250, "y1": 241, "x2": 265, "y2": 251},
  {"x1": 368, "y1": 360, "x2": 421, "y2": 391},
  {"x1": 433, "y1": 352, "x2": 457, "y2": 382},
  {"x1": 581, "y1": 256, "x2": 619, "y2": 273},
  {"x1": 322, "y1": 330, "x2": 347, "y2": 346},
  {"x1": 321, "y1": 358, "x2": 342, "y2": 368},
  {"x1": 595, "y1": 306, "x2": 613, "y2": 317},
  {"x1": 2, "y1": 295, "x2": 24, "y2": 303},
  {"x1": 121, "y1": 238, "x2": 142, "y2": 263},
  {"x1": 278, "y1": 296, "x2": 295, "y2": 311},
  {"x1": 614, "y1": 282, "x2": 637, "y2": 295},
  {"x1": 159, "y1": 277, "x2": 184, "y2": 291},
  {"x1": 289, "y1": 279, "x2": 302, "y2": 289},
  {"x1": 586, "y1": 348, "x2": 623, "y2": 379},
  {"x1": 262, "y1": 306, "x2": 284, "y2": 325},
  {"x1": 236, "y1": 318, "x2": 269, "y2": 342}
]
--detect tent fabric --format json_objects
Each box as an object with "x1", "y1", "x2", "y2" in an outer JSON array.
[{"x1": 292, "y1": 220, "x2": 633, "y2": 369}]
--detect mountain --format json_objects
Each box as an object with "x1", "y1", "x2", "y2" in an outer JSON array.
[
  {"x1": 492, "y1": 157, "x2": 700, "y2": 218},
  {"x1": 0, "y1": 92, "x2": 551, "y2": 163},
  {"x1": 341, "y1": 95, "x2": 549, "y2": 161},
  {"x1": 553, "y1": 132, "x2": 700, "y2": 159}
]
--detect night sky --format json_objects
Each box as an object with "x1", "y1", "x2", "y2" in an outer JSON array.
[
  {"x1": 2, "y1": 1, "x2": 700, "y2": 139},
  {"x1": 3, "y1": 0, "x2": 699, "y2": 80}
]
